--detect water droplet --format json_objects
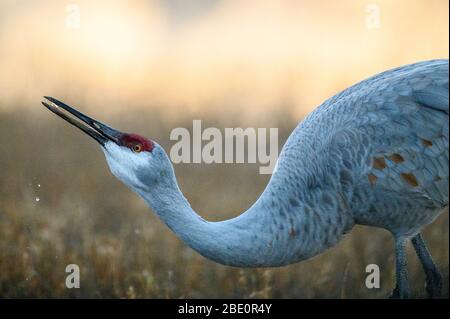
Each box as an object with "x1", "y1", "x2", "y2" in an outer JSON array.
[{"x1": 35, "y1": 197, "x2": 40, "y2": 202}]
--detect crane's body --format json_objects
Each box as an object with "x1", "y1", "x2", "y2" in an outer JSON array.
[{"x1": 43, "y1": 59, "x2": 449, "y2": 298}]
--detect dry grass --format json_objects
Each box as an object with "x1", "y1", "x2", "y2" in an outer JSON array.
[{"x1": 0, "y1": 107, "x2": 448, "y2": 298}]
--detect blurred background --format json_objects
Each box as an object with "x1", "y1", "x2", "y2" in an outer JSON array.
[{"x1": 0, "y1": 0, "x2": 448, "y2": 298}]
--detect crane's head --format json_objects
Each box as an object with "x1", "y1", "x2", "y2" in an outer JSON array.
[{"x1": 42, "y1": 96, "x2": 174, "y2": 192}]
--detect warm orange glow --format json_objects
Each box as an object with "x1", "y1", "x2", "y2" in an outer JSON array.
[{"x1": 0, "y1": 0, "x2": 448, "y2": 118}]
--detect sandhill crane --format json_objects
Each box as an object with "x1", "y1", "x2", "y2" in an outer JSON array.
[{"x1": 42, "y1": 59, "x2": 449, "y2": 298}]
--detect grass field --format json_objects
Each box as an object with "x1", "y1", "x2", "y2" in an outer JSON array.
[{"x1": 0, "y1": 108, "x2": 448, "y2": 298}]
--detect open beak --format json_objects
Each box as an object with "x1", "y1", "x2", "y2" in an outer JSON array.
[{"x1": 42, "y1": 96, "x2": 122, "y2": 146}]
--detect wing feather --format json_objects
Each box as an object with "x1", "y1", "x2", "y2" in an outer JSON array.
[{"x1": 360, "y1": 60, "x2": 449, "y2": 205}]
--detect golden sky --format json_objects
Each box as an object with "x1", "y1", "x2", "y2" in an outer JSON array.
[{"x1": 0, "y1": 0, "x2": 448, "y2": 118}]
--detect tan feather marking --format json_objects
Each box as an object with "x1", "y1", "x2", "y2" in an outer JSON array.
[
  {"x1": 401, "y1": 173, "x2": 419, "y2": 187},
  {"x1": 368, "y1": 173, "x2": 378, "y2": 186},
  {"x1": 373, "y1": 157, "x2": 387, "y2": 169},
  {"x1": 388, "y1": 153, "x2": 405, "y2": 164},
  {"x1": 421, "y1": 139, "x2": 433, "y2": 147}
]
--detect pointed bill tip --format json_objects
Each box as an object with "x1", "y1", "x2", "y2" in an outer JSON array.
[
  {"x1": 41, "y1": 101, "x2": 52, "y2": 108},
  {"x1": 43, "y1": 96, "x2": 58, "y2": 105},
  {"x1": 41, "y1": 96, "x2": 122, "y2": 146},
  {"x1": 41, "y1": 100, "x2": 58, "y2": 111}
]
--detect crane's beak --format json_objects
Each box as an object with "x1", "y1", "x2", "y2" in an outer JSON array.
[{"x1": 42, "y1": 96, "x2": 122, "y2": 146}]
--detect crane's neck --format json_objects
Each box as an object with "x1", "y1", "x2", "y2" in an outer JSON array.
[
  {"x1": 136, "y1": 177, "x2": 260, "y2": 266},
  {"x1": 135, "y1": 166, "x2": 354, "y2": 267}
]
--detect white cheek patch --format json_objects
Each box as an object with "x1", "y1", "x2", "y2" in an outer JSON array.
[{"x1": 102, "y1": 142, "x2": 150, "y2": 189}]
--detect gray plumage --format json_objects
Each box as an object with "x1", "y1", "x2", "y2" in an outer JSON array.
[{"x1": 43, "y1": 59, "x2": 449, "y2": 298}]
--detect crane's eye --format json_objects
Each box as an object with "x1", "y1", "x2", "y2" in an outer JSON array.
[{"x1": 132, "y1": 144, "x2": 142, "y2": 153}]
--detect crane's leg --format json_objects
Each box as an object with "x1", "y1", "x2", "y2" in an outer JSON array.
[
  {"x1": 411, "y1": 233, "x2": 442, "y2": 298},
  {"x1": 390, "y1": 238, "x2": 410, "y2": 299}
]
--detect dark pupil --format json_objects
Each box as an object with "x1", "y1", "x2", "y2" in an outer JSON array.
[{"x1": 134, "y1": 144, "x2": 141, "y2": 151}]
